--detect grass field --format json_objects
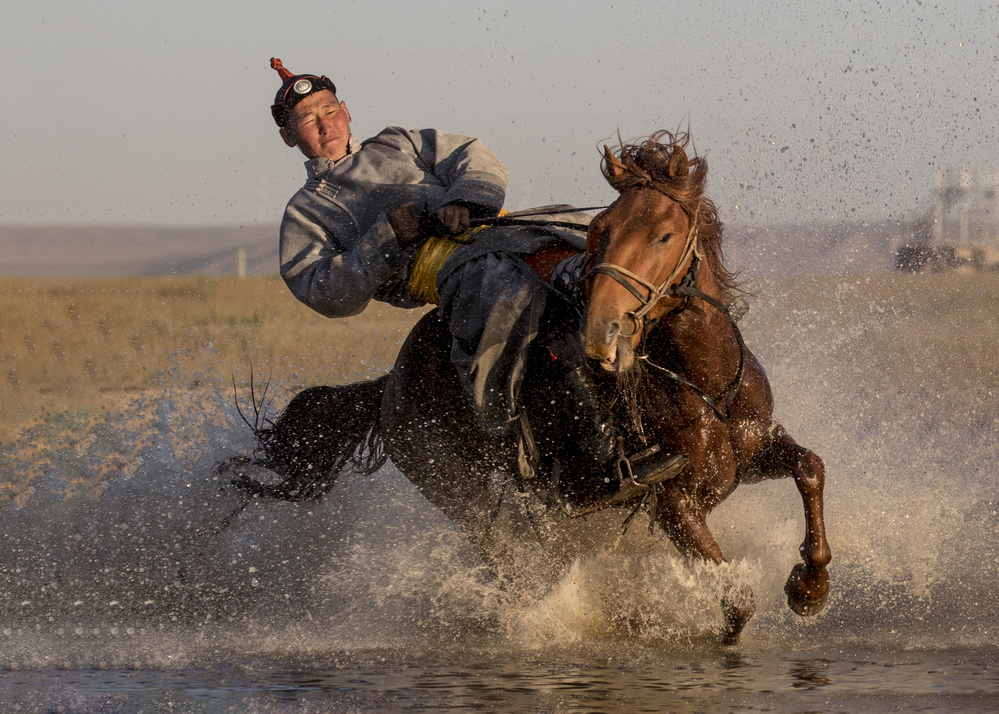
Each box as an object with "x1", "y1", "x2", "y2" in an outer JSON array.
[
  {"x1": 2, "y1": 271, "x2": 998, "y2": 489},
  {"x1": 0, "y1": 276, "x2": 429, "y2": 446}
]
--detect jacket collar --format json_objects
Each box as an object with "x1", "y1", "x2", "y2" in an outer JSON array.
[{"x1": 304, "y1": 134, "x2": 362, "y2": 178}]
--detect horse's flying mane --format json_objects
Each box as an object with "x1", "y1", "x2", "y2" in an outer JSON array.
[{"x1": 601, "y1": 130, "x2": 742, "y2": 303}]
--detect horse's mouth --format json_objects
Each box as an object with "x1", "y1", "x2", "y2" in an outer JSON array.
[
  {"x1": 596, "y1": 339, "x2": 634, "y2": 373},
  {"x1": 599, "y1": 347, "x2": 620, "y2": 372},
  {"x1": 581, "y1": 318, "x2": 636, "y2": 373}
]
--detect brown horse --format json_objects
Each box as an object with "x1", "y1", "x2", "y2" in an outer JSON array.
[
  {"x1": 227, "y1": 131, "x2": 830, "y2": 644},
  {"x1": 579, "y1": 131, "x2": 830, "y2": 639}
]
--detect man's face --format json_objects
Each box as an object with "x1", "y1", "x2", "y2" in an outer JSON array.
[{"x1": 280, "y1": 90, "x2": 353, "y2": 162}]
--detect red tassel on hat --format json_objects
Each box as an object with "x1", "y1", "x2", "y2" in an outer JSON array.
[{"x1": 270, "y1": 57, "x2": 293, "y2": 81}]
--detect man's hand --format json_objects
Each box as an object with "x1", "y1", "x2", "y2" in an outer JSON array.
[
  {"x1": 387, "y1": 203, "x2": 421, "y2": 245},
  {"x1": 437, "y1": 203, "x2": 471, "y2": 236},
  {"x1": 389, "y1": 202, "x2": 473, "y2": 245}
]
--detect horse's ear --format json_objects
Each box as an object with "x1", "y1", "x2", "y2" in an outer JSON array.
[
  {"x1": 668, "y1": 147, "x2": 689, "y2": 178},
  {"x1": 603, "y1": 145, "x2": 628, "y2": 183}
]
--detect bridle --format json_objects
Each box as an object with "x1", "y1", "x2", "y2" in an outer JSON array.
[
  {"x1": 584, "y1": 190, "x2": 748, "y2": 424},
  {"x1": 588, "y1": 196, "x2": 702, "y2": 338}
]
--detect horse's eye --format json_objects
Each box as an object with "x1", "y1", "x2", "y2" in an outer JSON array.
[{"x1": 660, "y1": 232, "x2": 673, "y2": 243}]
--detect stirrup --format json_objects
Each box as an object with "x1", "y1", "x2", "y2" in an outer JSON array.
[
  {"x1": 608, "y1": 445, "x2": 687, "y2": 504},
  {"x1": 564, "y1": 445, "x2": 687, "y2": 517}
]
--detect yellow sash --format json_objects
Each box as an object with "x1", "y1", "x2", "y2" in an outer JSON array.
[{"x1": 408, "y1": 210, "x2": 507, "y2": 304}]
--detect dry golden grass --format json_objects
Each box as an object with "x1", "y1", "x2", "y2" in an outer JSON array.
[
  {"x1": 1, "y1": 270, "x2": 998, "y2": 503},
  {"x1": 0, "y1": 276, "x2": 428, "y2": 445},
  {"x1": 3, "y1": 270, "x2": 999, "y2": 454}
]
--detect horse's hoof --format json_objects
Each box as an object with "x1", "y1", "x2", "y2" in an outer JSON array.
[
  {"x1": 787, "y1": 591, "x2": 827, "y2": 617},
  {"x1": 784, "y1": 563, "x2": 829, "y2": 617},
  {"x1": 721, "y1": 584, "x2": 755, "y2": 645}
]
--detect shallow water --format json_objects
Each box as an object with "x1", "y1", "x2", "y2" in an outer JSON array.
[
  {"x1": 3, "y1": 648, "x2": 999, "y2": 711},
  {"x1": 3, "y1": 274, "x2": 999, "y2": 711}
]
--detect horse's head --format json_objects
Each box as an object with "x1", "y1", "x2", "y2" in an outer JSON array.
[{"x1": 582, "y1": 131, "x2": 714, "y2": 372}]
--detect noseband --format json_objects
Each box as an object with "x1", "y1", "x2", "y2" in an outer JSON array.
[{"x1": 588, "y1": 196, "x2": 702, "y2": 337}]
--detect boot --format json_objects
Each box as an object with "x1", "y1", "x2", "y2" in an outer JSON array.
[{"x1": 559, "y1": 365, "x2": 687, "y2": 511}]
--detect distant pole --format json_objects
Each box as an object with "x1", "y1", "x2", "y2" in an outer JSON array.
[{"x1": 237, "y1": 249, "x2": 247, "y2": 278}]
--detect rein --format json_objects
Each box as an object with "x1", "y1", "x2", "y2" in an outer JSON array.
[
  {"x1": 638, "y1": 263, "x2": 748, "y2": 424},
  {"x1": 469, "y1": 205, "x2": 607, "y2": 232}
]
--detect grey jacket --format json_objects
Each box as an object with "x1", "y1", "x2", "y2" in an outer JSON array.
[
  {"x1": 280, "y1": 127, "x2": 589, "y2": 319},
  {"x1": 280, "y1": 127, "x2": 509, "y2": 318}
]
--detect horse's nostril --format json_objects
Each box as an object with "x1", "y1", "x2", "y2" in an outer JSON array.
[{"x1": 605, "y1": 321, "x2": 620, "y2": 344}]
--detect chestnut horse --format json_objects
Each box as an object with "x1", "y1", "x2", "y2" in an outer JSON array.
[
  {"x1": 227, "y1": 132, "x2": 830, "y2": 643},
  {"x1": 579, "y1": 131, "x2": 830, "y2": 640}
]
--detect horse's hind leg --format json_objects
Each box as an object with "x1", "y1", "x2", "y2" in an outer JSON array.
[{"x1": 742, "y1": 424, "x2": 831, "y2": 616}]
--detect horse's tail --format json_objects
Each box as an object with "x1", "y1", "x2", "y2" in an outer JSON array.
[{"x1": 233, "y1": 375, "x2": 389, "y2": 502}]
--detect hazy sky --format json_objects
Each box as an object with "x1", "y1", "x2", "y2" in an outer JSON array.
[{"x1": 2, "y1": 0, "x2": 996, "y2": 228}]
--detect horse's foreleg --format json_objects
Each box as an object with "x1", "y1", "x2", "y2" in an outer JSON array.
[
  {"x1": 770, "y1": 426, "x2": 831, "y2": 616},
  {"x1": 657, "y1": 484, "x2": 755, "y2": 644}
]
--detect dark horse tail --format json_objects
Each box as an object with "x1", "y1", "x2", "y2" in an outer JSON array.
[{"x1": 230, "y1": 375, "x2": 388, "y2": 502}]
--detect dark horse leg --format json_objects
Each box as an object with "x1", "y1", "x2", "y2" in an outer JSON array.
[
  {"x1": 380, "y1": 311, "x2": 519, "y2": 575},
  {"x1": 739, "y1": 424, "x2": 831, "y2": 616}
]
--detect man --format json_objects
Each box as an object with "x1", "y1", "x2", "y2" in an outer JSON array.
[{"x1": 269, "y1": 58, "x2": 683, "y2": 507}]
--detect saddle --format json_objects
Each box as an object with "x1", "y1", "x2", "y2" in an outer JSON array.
[{"x1": 407, "y1": 205, "x2": 591, "y2": 304}]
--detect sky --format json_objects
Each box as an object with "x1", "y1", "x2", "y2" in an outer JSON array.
[{"x1": 2, "y1": 0, "x2": 997, "y2": 228}]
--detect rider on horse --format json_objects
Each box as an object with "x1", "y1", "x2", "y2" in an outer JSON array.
[{"x1": 269, "y1": 58, "x2": 684, "y2": 506}]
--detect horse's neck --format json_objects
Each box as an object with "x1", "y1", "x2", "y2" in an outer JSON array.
[{"x1": 652, "y1": 268, "x2": 740, "y2": 385}]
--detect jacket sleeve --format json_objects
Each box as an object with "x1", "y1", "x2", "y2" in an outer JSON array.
[
  {"x1": 386, "y1": 127, "x2": 510, "y2": 214},
  {"x1": 279, "y1": 191, "x2": 414, "y2": 318},
  {"x1": 432, "y1": 129, "x2": 509, "y2": 211}
]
